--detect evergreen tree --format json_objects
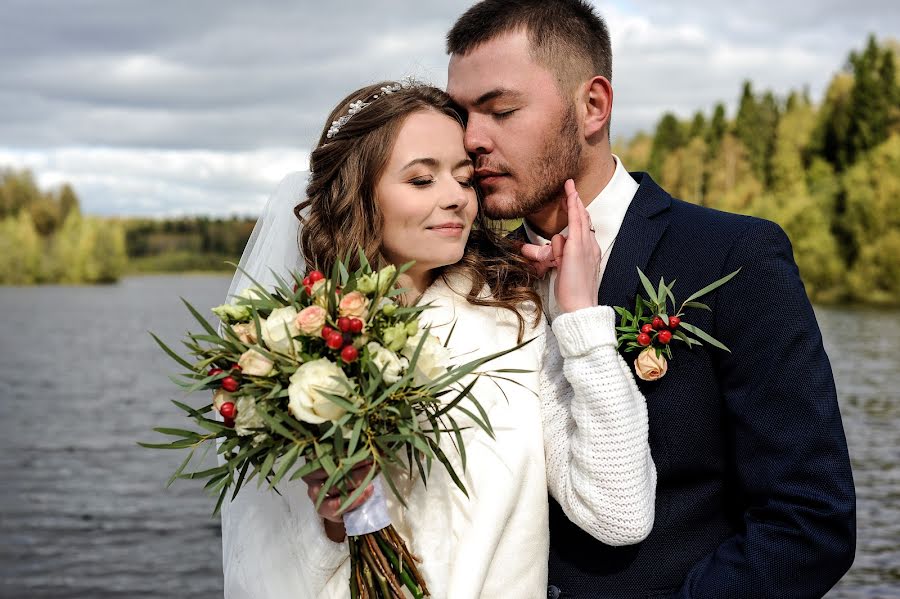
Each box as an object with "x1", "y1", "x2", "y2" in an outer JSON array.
[
  {"x1": 706, "y1": 103, "x2": 728, "y2": 157},
  {"x1": 58, "y1": 183, "x2": 81, "y2": 220},
  {"x1": 648, "y1": 112, "x2": 685, "y2": 179},
  {"x1": 688, "y1": 111, "x2": 706, "y2": 139},
  {"x1": 811, "y1": 73, "x2": 855, "y2": 170},
  {"x1": 846, "y1": 35, "x2": 893, "y2": 164}
]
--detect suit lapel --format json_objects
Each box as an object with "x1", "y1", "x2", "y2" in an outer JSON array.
[{"x1": 599, "y1": 173, "x2": 672, "y2": 310}]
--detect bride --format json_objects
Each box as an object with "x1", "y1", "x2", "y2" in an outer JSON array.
[{"x1": 221, "y1": 81, "x2": 655, "y2": 598}]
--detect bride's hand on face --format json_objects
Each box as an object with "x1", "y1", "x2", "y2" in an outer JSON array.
[{"x1": 554, "y1": 179, "x2": 601, "y2": 313}]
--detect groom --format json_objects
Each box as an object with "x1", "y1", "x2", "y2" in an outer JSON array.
[{"x1": 446, "y1": 1, "x2": 855, "y2": 598}]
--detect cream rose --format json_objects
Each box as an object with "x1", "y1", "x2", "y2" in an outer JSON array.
[
  {"x1": 366, "y1": 342, "x2": 408, "y2": 384},
  {"x1": 237, "y1": 348, "x2": 274, "y2": 376},
  {"x1": 339, "y1": 291, "x2": 369, "y2": 319},
  {"x1": 261, "y1": 306, "x2": 300, "y2": 354},
  {"x1": 295, "y1": 305, "x2": 327, "y2": 336},
  {"x1": 234, "y1": 396, "x2": 267, "y2": 444},
  {"x1": 288, "y1": 359, "x2": 354, "y2": 424},
  {"x1": 634, "y1": 348, "x2": 668, "y2": 381},
  {"x1": 402, "y1": 331, "x2": 450, "y2": 386},
  {"x1": 231, "y1": 323, "x2": 258, "y2": 344}
]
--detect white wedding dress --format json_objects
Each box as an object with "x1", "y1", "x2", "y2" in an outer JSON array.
[{"x1": 220, "y1": 173, "x2": 656, "y2": 599}]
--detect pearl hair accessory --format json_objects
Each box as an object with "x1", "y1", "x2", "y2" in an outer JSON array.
[{"x1": 326, "y1": 83, "x2": 405, "y2": 139}]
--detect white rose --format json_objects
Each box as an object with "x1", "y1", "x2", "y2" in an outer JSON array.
[
  {"x1": 402, "y1": 331, "x2": 450, "y2": 386},
  {"x1": 261, "y1": 306, "x2": 301, "y2": 354},
  {"x1": 366, "y1": 342, "x2": 408, "y2": 384},
  {"x1": 288, "y1": 359, "x2": 354, "y2": 424},
  {"x1": 237, "y1": 348, "x2": 274, "y2": 377},
  {"x1": 234, "y1": 396, "x2": 267, "y2": 445}
]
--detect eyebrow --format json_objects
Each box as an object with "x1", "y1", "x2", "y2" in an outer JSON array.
[
  {"x1": 472, "y1": 88, "x2": 522, "y2": 107},
  {"x1": 400, "y1": 157, "x2": 473, "y2": 171}
]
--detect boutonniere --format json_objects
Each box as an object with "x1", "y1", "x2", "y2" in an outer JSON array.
[{"x1": 615, "y1": 267, "x2": 741, "y2": 381}]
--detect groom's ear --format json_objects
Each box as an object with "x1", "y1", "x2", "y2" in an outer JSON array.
[{"x1": 581, "y1": 75, "x2": 613, "y2": 141}]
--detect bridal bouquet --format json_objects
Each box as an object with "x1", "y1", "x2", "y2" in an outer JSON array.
[{"x1": 142, "y1": 255, "x2": 520, "y2": 599}]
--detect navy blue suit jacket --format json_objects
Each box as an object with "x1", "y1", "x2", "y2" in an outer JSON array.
[{"x1": 535, "y1": 173, "x2": 855, "y2": 598}]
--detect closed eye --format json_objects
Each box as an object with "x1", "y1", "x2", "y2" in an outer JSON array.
[
  {"x1": 409, "y1": 177, "x2": 434, "y2": 187},
  {"x1": 493, "y1": 109, "x2": 517, "y2": 121}
]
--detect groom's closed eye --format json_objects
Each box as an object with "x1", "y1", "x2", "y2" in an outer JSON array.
[{"x1": 493, "y1": 109, "x2": 517, "y2": 121}]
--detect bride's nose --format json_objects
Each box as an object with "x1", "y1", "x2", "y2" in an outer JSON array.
[{"x1": 439, "y1": 180, "x2": 470, "y2": 212}]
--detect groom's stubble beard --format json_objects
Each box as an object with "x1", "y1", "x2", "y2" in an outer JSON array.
[{"x1": 480, "y1": 104, "x2": 582, "y2": 221}]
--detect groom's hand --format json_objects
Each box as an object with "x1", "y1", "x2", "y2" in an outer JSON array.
[{"x1": 521, "y1": 242, "x2": 557, "y2": 277}]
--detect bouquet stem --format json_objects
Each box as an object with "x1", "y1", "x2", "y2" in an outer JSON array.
[{"x1": 349, "y1": 525, "x2": 429, "y2": 599}]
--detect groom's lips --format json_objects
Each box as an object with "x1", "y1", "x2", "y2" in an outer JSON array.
[{"x1": 475, "y1": 170, "x2": 508, "y2": 185}]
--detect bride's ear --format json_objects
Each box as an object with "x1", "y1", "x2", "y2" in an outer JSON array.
[{"x1": 581, "y1": 75, "x2": 612, "y2": 141}]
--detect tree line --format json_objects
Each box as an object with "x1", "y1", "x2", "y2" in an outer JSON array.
[
  {"x1": 0, "y1": 170, "x2": 127, "y2": 284},
  {"x1": 615, "y1": 35, "x2": 899, "y2": 304},
  {"x1": 0, "y1": 169, "x2": 255, "y2": 284}
]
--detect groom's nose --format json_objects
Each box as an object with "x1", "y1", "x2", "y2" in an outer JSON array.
[{"x1": 464, "y1": 114, "x2": 494, "y2": 155}]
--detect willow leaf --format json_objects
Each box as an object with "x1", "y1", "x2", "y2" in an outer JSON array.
[
  {"x1": 683, "y1": 301, "x2": 711, "y2": 312},
  {"x1": 680, "y1": 322, "x2": 731, "y2": 352},
  {"x1": 150, "y1": 332, "x2": 195, "y2": 371},
  {"x1": 272, "y1": 445, "x2": 300, "y2": 487},
  {"x1": 337, "y1": 465, "x2": 378, "y2": 513},
  {"x1": 637, "y1": 267, "x2": 659, "y2": 304},
  {"x1": 681, "y1": 268, "x2": 741, "y2": 305}
]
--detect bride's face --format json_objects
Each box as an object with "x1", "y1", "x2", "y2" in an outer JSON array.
[{"x1": 375, "y1": 109, "x2": 477, "y2": 276}]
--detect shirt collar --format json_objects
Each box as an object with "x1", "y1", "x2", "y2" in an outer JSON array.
[{"x1": 523, "y1": 155, "x2": 638, "y2": 250}]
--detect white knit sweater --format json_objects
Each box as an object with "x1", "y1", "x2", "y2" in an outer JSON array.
[{"x1": 221, "y1": 275, "x2": 656, "y2": 598}]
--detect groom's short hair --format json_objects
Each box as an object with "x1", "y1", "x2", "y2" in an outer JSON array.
[{"x1": 446, "y1": 0, "x2": 612, "y2": 93}]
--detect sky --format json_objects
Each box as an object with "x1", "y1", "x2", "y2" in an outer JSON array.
[{"x1": 1, "y1": 0, "x2": 897, "y2": 217}]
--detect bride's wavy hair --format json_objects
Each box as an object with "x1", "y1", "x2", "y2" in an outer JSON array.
[{"x1": 295, "y1": 81, "x2": 543, "y2": 339}]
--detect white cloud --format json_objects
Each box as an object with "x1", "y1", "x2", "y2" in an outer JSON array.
[
  {"x1": 1, "y1": 0, "x2": 897, "y2": 215},
  {"x1": 0, "y1": 146, "x2": 309, "y2": 216}
]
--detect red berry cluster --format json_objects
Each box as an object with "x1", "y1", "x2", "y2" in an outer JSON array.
[
  {"x1": 298, "y1": 270, "x2": 325, "y2": 295},
  {"x1": 209, "y1": 364, "x2": 243, "y2": 427},
  {"x1": 321, "y1": 317, "x2": 363, "y2": 363},
  {"x1": 636, "y1": 315, "x2": 681, "y2": 347}
]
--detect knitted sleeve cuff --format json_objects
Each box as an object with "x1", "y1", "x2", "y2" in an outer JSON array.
[{"x1": 550, "y1": 305, "x2": 617, "y2": 358}]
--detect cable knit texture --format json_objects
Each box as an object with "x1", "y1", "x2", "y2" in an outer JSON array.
[{"x1": 220, "y1": 275, "x2": 655, "y2": 598}]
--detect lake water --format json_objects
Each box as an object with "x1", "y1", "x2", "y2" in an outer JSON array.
[{"x1": 0, "y1": 275, "x2": 897, "y2": 598}]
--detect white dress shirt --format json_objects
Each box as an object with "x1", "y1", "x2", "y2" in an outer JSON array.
[{"x1": 523, "y1": 156, "x2": 639, "y2": 320}]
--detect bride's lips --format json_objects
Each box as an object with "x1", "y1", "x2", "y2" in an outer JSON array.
[{"x1": 426, "y1": 222, "x2": 465, "y2": 237}]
